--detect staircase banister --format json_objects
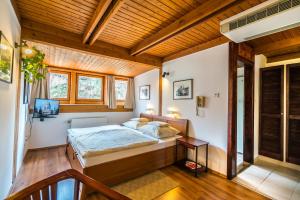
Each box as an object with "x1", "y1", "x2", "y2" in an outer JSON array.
[{"x1": 6, "y1": 169, "x2": 130, "y2": 200}]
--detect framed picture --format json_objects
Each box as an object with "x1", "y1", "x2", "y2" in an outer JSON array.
[
  {"x1": 139, "y1": 85, "x2": 150, "y2": 100},
  {"x1": 173, "y1": 79, "x2": 193, "y2": 100},
  {"x1": 0, "y1": 31, "x2": 14, "y2": 83}
]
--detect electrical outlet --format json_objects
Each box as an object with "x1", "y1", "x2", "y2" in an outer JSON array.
[{"x1": 197, "y1": 109, "x2": 205, "y2": 118}]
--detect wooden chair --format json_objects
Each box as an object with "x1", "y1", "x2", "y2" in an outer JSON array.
[{"x1": 6, "y1": 169, "x2": 130, "y2": 200}]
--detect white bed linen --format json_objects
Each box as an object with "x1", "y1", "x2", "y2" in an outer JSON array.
[
  {"x1": 71, "y1": 135, "x2": 182, "y2": 167},
  {"x1": 68, "y1": 125, "x2": 158, "y2": 158},
  {"x1": 67, "y1": 125, "x2": 182, "y2": 168}
]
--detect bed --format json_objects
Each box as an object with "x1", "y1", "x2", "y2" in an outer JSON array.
[{"x1": 66, "y1": 113, "x2": 188, "y2": 195}]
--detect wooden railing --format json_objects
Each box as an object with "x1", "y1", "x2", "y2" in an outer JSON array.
[{"x1": 6, "y1": 169, "x2": 130, "y2": 200}]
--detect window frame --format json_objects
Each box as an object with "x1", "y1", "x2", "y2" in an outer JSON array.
[
  {"x1": 48, "y1": 70, "x2": 71, "y2": 104},
  {"x1": 75, "y1": 73, "x2": 105, "y2": 104},
  {"x1": 115, "y1": 77, "x2": 129, "y2": 103}
]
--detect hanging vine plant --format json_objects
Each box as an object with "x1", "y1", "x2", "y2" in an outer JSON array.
[{"x1": 21, "y1": 44, "x2": 48, "y2": 83}]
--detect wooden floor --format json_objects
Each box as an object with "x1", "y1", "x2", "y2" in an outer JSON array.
[{"x1": 10, "y1": 147, "x2": 269, "y2": 200}]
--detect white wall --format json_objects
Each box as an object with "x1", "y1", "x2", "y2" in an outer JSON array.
[
  {"x1": 28, "y1": 112, "x2": 134, "y2": 149},
  {"x1": 134, "y1": 44, "x2": 229, "y2": 175},
  {"x1": 0, "y1": 0, "x2": 23, "y2": 198},
  {"x1": 237, "y1": 68, "x2": 244, "y2": 154},
  {"x1": 162, "y1": 43, "x2": 229, "y2": 175},
  {"x1": 134, "y1": 69, "x2": 160, "y2": 116},
  {"x1": 16, "y1": 73, "x2": 29, "y2": 174}
]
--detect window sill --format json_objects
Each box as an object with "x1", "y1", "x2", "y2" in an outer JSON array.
[
  {"x1": 59, "y1": 104, "x2": 133, "y2": 113},
  {"x1": 30, "y1": 105, "x2": 133, "y2": 114}
]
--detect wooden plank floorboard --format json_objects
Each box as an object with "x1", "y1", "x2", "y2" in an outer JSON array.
[
  {"x1": 10, "y1": 147, "x2": 71, "y2": 194},
  {"x1": 9, "y1": 147, "x2": 269, "y2": 200}
]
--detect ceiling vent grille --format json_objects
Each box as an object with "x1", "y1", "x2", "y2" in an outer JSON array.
[{"x1": 228, "y1": 0, "x2": 300, "y2": 31}]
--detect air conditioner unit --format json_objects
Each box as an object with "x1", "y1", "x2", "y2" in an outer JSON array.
[{"x1": 220, "y1": 0, "x2": 300, "y2": 43}]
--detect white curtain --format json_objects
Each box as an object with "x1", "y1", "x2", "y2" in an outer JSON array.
[
  {"x1": 124, "y1": 78, "x2": 135, "y2": 109},
  {"x1": 29, "y1": 73, "x2": 49, "y2": 109},
  {"x1": 107, "y1": 75, "x2": 117, "y2": 109}
]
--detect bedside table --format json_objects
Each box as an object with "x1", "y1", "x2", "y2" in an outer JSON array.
[{"x1": 175, "y1": 136, "x2": 209, "y2": 177}]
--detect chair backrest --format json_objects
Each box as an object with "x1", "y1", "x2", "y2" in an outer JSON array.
[{"x1": 6, "y1": 169, "x2": 130, "y2": 200}]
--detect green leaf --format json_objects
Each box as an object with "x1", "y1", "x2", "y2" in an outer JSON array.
[{"x1": 21, "y1": 46, "x2": 48, "y2": 82}]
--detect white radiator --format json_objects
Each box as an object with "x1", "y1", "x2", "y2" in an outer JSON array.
[{"x1": 70, "y1": 117, "x2": 108, "y2": 128}]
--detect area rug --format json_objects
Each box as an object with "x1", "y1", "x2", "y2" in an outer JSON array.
[{"x1": 91, "y1": 171, "x2": 179, "y2": 200}]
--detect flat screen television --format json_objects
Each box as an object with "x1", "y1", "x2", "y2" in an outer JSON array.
[{"x1": 33, "y1": 98, "x2": 59, "y2": 120}]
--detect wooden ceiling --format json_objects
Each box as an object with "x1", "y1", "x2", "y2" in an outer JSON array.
[
  {"x1": 14, "y1": 0, "x2": 300, "y2": 75},
  {"x1": 27, "y1": 41, "x2": 155, "y2": 77},
  {"x1": 248, "y1": 25, "x2": 300, "y2": 63}
]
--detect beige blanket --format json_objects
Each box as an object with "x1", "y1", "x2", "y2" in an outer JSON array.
[{"x1": 68, "y1": 125, "x2": 158, "y2": 158}]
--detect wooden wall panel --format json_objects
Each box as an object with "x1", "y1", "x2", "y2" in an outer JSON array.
[
  {"x1": 15, "y1": 0, "x2": 277, "y2": 61},
  {"x1": 249, "y1": 26, "x2": 300, "y2": 60},
  {"x1": 17, "y1": 0, "x2": 98, "y2": 34},
  {"x1": 145, "y1": 0, "x2": 265, "y2": 58},
  {"x1": 96, "y1": 0, "x2": 204, "y2": 48},
  {"x1": 27, "y1": 41, "x2": 156, "y2": 77}
]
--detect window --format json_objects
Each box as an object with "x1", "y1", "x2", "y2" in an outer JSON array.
[
  {"x1": 115, "y1": 79, "x2": 128, "y2": 101},
  {"x1": 76, "y1": 74, "x2": 103, "y2": 101},
  {"x1": 47, "y1": 68, "x2": 133, "y2": 113},
  {"x1": 49, "y1": 72, "x2": 69, "y2": 100}
]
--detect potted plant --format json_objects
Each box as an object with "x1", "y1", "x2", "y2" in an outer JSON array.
[{"x1": 21, "y1": 42, "x2": 48, "y2": 83}]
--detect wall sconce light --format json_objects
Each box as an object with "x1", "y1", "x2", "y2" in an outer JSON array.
[
  {"x1": 146, "y1": 108, "x2": 155, "y2": 115},
  {"x1": 167, "y1": 108, "x2": 179, "y2": 118},
  {"x1": 146, "y1": 103, "x2": 155, "y2": 115},
  {"x1": 162, "y1": 72, "x2": 170, "y2": 78},
  {"x1": 15, "y1": 40, "x2": 37, "y2": 58}
]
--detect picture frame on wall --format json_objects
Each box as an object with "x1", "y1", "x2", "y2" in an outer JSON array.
[
  {"x1": 0, "y1": 31, "x2": 14, "y2": 83},
  {"x1": 139, "y1": 85, "x2": 150, "y2": 100},
  {"x1": 173, "y1": 79, "x2": 193, "y2": 100}
]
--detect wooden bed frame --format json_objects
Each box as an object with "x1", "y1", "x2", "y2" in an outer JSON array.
[{"x1": 66, "y1": 113, "x2": 188, "y2": 195}]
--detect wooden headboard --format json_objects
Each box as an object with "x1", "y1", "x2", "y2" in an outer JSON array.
[{"x1": 140, "y1": 113, "x2": 189, "y2": 136}]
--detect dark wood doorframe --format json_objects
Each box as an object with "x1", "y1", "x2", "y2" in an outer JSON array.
[
  {"x1": 227, "y1": 42, "x2": 238, "y2": 180},
  {"x1": 243, "y1": 62, "x2": 254, "y2": 164},
  {"x1": 227, "y1": 42, "x2": 255, "y2": 179}
]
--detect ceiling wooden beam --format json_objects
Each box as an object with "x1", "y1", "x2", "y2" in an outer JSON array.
[
  {"x1": 163, "y1": 36, "x2": 230, "y2": 62},
  {"x1": 82, "y1": 0, "x2": 112, "y2": 44},
  {"x1": 130, "y1": 0, "x2": 237, "y2": 56},
  {"x1": 267, "y1": 52, "x2": 300, "y2": 63},
  {"x1": 89, "y1": 0, "x2": 126, "y2": 45},
  {"x1": 21, "y1": 19, "x2": 162, "y2": 67},
  {"x1": 255, "y1": 35, "x2": 300, "y2": 55}
]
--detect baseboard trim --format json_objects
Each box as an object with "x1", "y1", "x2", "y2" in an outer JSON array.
[
  {"x1": 28, "y1": 144, "x2": 67, "y2": 151},
  {"x1": 208, "y1": 168, "x2": 227, "y2": 179}
]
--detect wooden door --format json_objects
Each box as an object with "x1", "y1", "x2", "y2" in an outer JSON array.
[
  {"x1": 287, "y1": 64, "x2": 300, "y2": 165},
  {"x1": 259, "y1": 66, "x2": 283, "y2": 161}
]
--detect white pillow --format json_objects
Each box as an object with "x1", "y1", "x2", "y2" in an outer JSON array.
[
  {"x1": 148, "y1": 121, "x2": 169, "y2": 127},
  {"x1": 138, "y1": 124, "x2": 180, "y2": 139},
  {"x1": 130, "y1": 117, "x2": 149, "y2": 122},
  {"x1": 123, "y1": 121, "x2": 147, "y2": 129}
]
